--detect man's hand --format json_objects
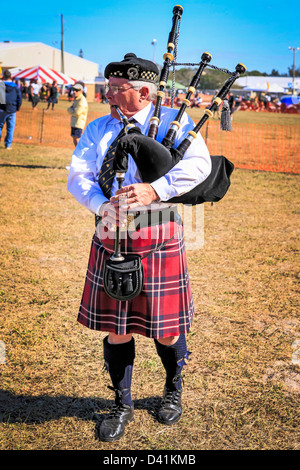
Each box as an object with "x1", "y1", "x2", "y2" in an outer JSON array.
[
  {"x1": 110, "y1": 183, "x2": 159, "y2": 210},
  {"x1": 99, "y1": 184, "x2": 159, "y2": 230},
  {"x1": 98, "y1": 200, "x2": 127, "y2": 231}
]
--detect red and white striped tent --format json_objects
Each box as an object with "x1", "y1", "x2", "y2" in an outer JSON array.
[{"x1": 12, "y1": 65, "x2": 76, "y2": 85}]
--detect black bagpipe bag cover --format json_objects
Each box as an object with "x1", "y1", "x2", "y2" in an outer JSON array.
[{"x1": 114, "y1": 128, "x2": 234, "y2": 205}]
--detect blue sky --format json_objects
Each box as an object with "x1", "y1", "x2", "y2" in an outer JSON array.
[{"x1": 1, "y1": 0, "x2": 299, "y2": 76}]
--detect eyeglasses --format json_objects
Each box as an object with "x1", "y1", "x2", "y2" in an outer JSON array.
[{"x1": 107, "y1": 85, "x2": 136, "y2": 95}]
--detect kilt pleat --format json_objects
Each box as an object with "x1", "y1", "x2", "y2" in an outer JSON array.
[{"x1": 77, "y1": 221, "x2": 195, "y2": 339}]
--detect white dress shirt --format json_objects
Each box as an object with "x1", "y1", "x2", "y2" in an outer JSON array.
[{"x1": 67, "y1": 102, "x2": 211, "y2": 215}]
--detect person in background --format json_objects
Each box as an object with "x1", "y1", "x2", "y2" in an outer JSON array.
[
  {"x1": 23, "y1": 80, "x2": 30, "y2": 99},
  {"x1": 213, "y1": 90, "x2": 221, "y2": 119},
  {"x1": 264, "y1": 94, "x2": 271, "y2": 109},
  {"x1": 191, "y1": 93, "x2": 203, "y2": 108},
  {"x1": 30, "y1": 79, "x2": 40, "y2": 109},
  {"x1": 0, "y1": 70, "x2": 22, "y2": 150},
  {"x1": 46, "y1": 80, "x2": 58, "y2": 111},
  {"x1": 67, "y1": 82, "x2": 88, "y2": 147},
  {"x1": 39, "y1": 84, "x2": 48, "y2": 102},
  {"x1": 228, "y1": 92, "x2": 235, "y2": 114},
  {"x1": 100, "y1": 85, "x2": 107, "y2": 103},
  {"x1": 77, "y1": 80, "x2": 87, "y2": 98},
  {"x1": 67, "y1": 85, "x2": 74, "y2": 101}
]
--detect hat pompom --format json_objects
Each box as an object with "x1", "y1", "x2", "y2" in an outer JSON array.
[{"x1": 124, "y1": 53, "x2": 137, "y2": 60}]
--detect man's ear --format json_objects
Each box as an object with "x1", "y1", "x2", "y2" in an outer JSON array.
[{"x1": 139, "y1": 86, "x2": 150, "y2": 101}]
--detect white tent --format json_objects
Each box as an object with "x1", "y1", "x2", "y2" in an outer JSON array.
[
  {"x1": 267, "y1": 83, "x2": 285, "y2": 92},
  {"x1": 8, "y1": 67, "x2": 23, "y2": 76},
  {"x1": 243, "y1": 81, "x2": 285, "y2": 93},
  {"x1": 236, "y1": 75, "x2": 298, "y2": 91},
  {"x1": 243, "y1": 85, "x2": 266, "y2": 92}
]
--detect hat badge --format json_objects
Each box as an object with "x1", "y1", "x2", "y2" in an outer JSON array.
[{"x1": 127, "y1": 66, "x2": 139, "y2": 79}]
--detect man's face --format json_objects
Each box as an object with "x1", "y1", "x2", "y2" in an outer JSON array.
[
  {"x1": 106, "y1": 77, "x2": 146, "y2": 119},
  {"x1": 73, "y1": 89, "x2": 82, "y2": 98}
]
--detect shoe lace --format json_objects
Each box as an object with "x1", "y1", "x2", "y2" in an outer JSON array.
[
  {"x1": 162, "y1": 374, "x2": 184, "y2": 405},
  {"x1": 107, "y1": 403, "x2": 128, "y2": 419},
  {"x1": 163, "y1": 389, "x2": 181, "y2": 406},
  {"x1": 107, "y1": 386, "x2": 131, "y2": 417}
]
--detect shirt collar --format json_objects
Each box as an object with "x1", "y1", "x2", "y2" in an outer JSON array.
[{"x1": 131, "y1": 102, "x2": 153, "y2": 126}]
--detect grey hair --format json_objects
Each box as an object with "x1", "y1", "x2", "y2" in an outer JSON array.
[{"x1": 129, "y1": 80, "x2": 157, "y2": 102}]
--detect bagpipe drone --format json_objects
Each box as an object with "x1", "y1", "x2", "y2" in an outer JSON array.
[{"x1": 112, "y1": 4, "x2": 247, "y2": 206}]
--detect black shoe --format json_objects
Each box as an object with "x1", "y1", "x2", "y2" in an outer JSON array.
[
  {"x1": 99, "y1": 403, "x2": 134, "y2": 442},
  {"x1": 157, "y1": 388, "x2": 182, "y2": 425}
]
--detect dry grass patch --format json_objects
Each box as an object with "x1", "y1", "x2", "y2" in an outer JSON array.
[{"x1": 0, "y1": 143, "x2": 299, "y2": 450}]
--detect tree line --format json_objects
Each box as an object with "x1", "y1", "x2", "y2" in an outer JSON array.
[
  {"x1": 247, "y1": 67, "x2": 300, "y2": 77},
  {"x1": 169, "y1": 65, "x2": 300, "y2": 90}
]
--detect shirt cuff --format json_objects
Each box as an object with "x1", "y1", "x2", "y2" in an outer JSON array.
[
  {"x1": 90, "y1": 194, "x2": 108, "y2": 215},
  {"x1": 150, "y1": 176, "x2": 178, "y2": 201}
]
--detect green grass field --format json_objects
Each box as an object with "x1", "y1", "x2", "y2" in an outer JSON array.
[{"x1": 0, "y1": 109, "x2": 299, "y2": 451}]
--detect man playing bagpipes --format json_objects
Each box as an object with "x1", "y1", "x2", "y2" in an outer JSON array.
[{"x1": 67, "y1": 48, "x2": 212, "y2": 441}]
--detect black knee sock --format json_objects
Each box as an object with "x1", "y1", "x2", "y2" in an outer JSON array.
[
  {"x1": 103, "y1": 336, "x2": 135, "y2": 406},
  {"x1": 154, "y1": 334, "x2": 191, "y2": 391}
]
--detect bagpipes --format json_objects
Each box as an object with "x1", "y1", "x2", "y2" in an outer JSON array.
[
  {"x1": 148, "y1": 4, "x2": 183, "y2": 140},
  {"x1": 113, "y1": 4, "x2": 247, "y2": 205}
]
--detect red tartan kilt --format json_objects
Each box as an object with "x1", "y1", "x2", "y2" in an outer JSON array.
[{"x1": 77, "y1": 221, "x2": 195, "y2": 339}]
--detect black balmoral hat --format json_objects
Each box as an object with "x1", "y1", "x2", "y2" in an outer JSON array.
[{"x1": 104, "y1": 53, "x2": 159, "y2": 83}]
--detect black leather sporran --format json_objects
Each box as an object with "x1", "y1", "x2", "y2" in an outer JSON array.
[{"x1": 103, "y1": 254, "x2": 144, "y2": 301}]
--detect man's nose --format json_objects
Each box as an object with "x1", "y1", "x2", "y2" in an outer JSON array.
[{"x1": 106, "y1": 88, "x2": 113, "y2": 99}]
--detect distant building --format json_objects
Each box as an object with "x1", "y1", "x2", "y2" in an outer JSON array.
[{"x1": 0, "y1": 41, "x2": 98, "y2": 83}]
